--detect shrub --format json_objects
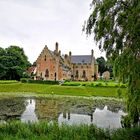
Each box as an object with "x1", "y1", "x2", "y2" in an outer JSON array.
[
  {"x1": 115, "y1": 84, "x2": 119, "y2": 87},
  {"x1": 120, "y1": 84, "x2": 127, "y2": 88},
  {"x1": 95, "y1": 83, "x2": 103, "y2": 87},
  {"x1": 61, "y1": 83, "x2": 81, "y2": 86},
  {"x1": 20, "y1": 78, "x2": 28, "y2": 83},
  {"x1": 91, "y1": 83, "x2": 94, "y2": 87},
  {"x1": 82, "y1": 83, "x2": 86, "y2": 86},
  {"x1": 28, "y1": 80, "x2": 59, "y2": 85},
  {"x1": 85, "y1": 83, "x2": 94, "y2": 87},
  {"x1": 20, "y1": 78, "x2": 59, "y2": 85},
  {"x1": 64, "y1": 79, "x2": 71, "y2": 82}
]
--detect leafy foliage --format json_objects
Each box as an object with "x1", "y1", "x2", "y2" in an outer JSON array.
[
  {"x1": 0, "y1": 46, "x2": 30, "y2": 80},
  {"x1": 85, "y1": 0, "x2": 140, "y2": 126},
  {"x1": 21, "y1": 78, "x2": 59, "y2": 85},
  {"x1": 96, "y1": 56, "x2": 107, "y2": 75},
  {"x1": 0, "y1": 121, "x2": 140, "y2": 140}
]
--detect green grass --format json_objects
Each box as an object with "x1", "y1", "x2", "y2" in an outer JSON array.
[
  {"x1": 0, "y1": 80, "x2": 18, "y2": 84},
  {"x1": 0, "y1": 121, "x2": 139, "y2": 140},
  {"x1": 0, "y1": 83, "x2": 126, "y2": 97},
  {"x1": 62, "y1": 81, "x2": 127, "y2": 87}
]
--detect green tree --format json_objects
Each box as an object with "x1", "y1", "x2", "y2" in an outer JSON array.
[
  {"x1": 85, "y1": 0, "x2": 140, "y2": 127},
  {"x1": 96, "y1": 56, "x2": 107, "y2": 75},
  {"x1": 0, "y1": 46, "x2": 30, "y2": 80},
  {"x1": 0, "y1": 48, "x2": 6, "y2": 79}
]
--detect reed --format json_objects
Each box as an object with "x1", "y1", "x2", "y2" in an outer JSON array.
[{"x1": 0, "y1": 121, "x2": 139, "y2": 140}]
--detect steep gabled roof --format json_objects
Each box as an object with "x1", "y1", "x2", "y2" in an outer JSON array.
[{"x1": 71, "y1": 55, "x2": 92, "y2": 64}]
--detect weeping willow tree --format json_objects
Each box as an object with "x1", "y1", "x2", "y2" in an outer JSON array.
[{"x1": 85, "y1": 0, "x2": 140, "y2": 127}]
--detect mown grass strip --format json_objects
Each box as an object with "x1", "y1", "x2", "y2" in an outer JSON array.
[
  {"x1": 0, "y1": 80, "x2": 18, "y2": 84},
  {"x1": 0, "y1": 83, "x2": 126, "y2": 97}
]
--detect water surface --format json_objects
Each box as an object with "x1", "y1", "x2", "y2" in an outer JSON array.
[{"x1": 0, "y1": 97, "x2": 126, "y2": 129}]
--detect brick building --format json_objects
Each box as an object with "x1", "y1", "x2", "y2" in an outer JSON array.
[{"x1": 35, "y1": 42, "x2": 98, "y2": 81}]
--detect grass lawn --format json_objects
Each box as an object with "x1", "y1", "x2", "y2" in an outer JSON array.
[
  {"x1": 0, "y1": 82, "x2": 126, "y2": 97},
  {"x1": 62, "y1": 81, "x2": 126, "y2": 87},
  {"x1": 0, "y1": 80, "x2": 18, "y2": 84}
]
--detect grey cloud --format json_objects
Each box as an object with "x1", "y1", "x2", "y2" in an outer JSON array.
[{"x1": 0, "y1": 0, "x2": 104, "y2": 63}]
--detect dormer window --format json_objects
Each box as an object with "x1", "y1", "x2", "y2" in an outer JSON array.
[{"x1": 82, "y1": 59, "x2": 85, "y2": 63}]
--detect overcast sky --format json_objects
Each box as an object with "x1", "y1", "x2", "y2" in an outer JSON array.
[{"x1": 0, "y1": 0, "x2": 105, "y2": 63}]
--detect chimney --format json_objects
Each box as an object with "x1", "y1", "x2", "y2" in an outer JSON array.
[
  {"x1": 91, "y1": 49, "x2": 94, "y2": 57},
  {"x1": 55, "y1": 42, "x2": 58, "y2": 53},
  {"x1": 59, "y1": 50, "x2": 61, "y2": 56},
  {"x1": 69, "y1": 51, "x2": 72, "y2": 61},
  {"x1": 69, "y1": 51, "x2": 71, "y2": 57},
  {"x1": 65, "y1": 54, "x2": 68, "y2": 59}
]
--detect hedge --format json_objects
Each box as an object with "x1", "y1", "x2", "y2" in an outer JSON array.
[{"x1": 20, "y1": 78, "x2": 59, "y2": 85}]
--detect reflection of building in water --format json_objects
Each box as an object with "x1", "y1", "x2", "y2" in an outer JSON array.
[
  {"x1": 58, "y1": 106, "x2": 126, "y2": 129},
  {"x1": 62, "y1": 112, "x2": 93, "y2": 122},
  {"x1": 35, "y1": 99, "x2": 60, "y2": 121},
  {"x1": 63, "y1": 112, "x2": 66, "y2": 119},
  {"x1": 90, "y1": 114, "x2": 93, "y2": 122},
  {"x1": 21, "y1": 99, "x2": 38, "y2": 123},
  {"x1": 68, "y1": 111, "x2": 70, "y2": 120}
]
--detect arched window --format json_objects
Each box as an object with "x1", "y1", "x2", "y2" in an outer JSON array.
[
  {"x1": 44, "y1": 55, "x2": 46, "y2": 61},
  {"x1": 54, "y1": 72, "x2": 57, "y2": 81},
  {"x1": 45, "y1": 69, "x2": 49, "y2": 77},
  {"x1": 82, "y1": 70, "x2": 86, "y2": 78},
  {"x1": 75, "y1": 70, "x2": 79, "y2": 78}
]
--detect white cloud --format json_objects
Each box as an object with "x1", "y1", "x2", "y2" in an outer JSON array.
[{"x1": 0, "y1": 0, "x2": 105, "y2": 63}]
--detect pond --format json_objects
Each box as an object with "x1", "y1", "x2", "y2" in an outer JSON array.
[{"x1": 0, "y1": 96, "x2": 126, "y2": 129}]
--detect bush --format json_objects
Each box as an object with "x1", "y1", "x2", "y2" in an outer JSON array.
[
  {"x1": 85, "y1": 83, "x2": 94, "y2": 87},
  {"x1": 20, "y1": 78, "x2": 28, "y2": 83},
  {"x1": 64, "y1": 79, "x2": 71, "y2": 82},
  {"x1": 82, "y1": 83, "x2": 86, "y2": 86},
  {"x1": 120, "y1": 84, "x2": 127, "y2": 88},
  {"x1": 20, "y1": 78, "x2": 59, "y2": 85},
  {"x1": 115, "y1": 84, "x2": 119, "y2": 87},
  {"x1": 28, "y1": 80, "x2": 59, "y2": 85},
  {"x1": 95, "y1": 83, "x2": 103, "y2": 87},
  {"x1": 61, "y1": 83, "x2": 81, "y2": 86}
]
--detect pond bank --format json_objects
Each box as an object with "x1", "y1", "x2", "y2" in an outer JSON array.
[{"x1": 0, "y1": 121, "x2": 139, "y2": 140}]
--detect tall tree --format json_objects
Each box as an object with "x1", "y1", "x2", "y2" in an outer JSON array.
[
  {"x1": 96, "y1": 56, "x2": 107, "y2": 75},
  {"x1": 0, "y1": 46, "x2": 30, "y2": 80},
  {"x1": 85, "y1": 0, "x2": 140, "y2": 127}
]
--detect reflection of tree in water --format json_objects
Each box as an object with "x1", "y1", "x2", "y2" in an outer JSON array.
[
  {"x1": 93, "y1": 99, "x2": 125, "y2": 113},
  {"x1": 0, "y1": 97, "x2": 25, "y2": 121},
  {"x1": 35, "y1": 98, "x2": 61, "y2": 121}
]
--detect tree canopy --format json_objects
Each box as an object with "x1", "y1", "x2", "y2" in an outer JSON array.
[
  {"x1": 85, "y1": 0, "x2": 140, "y2": 127},
  {"x1": 0, "y1": 46, "x2": 30, "y2": 80},
  {"x1": 96, "y1": 56, "x2": 107, "y2": 75},
  {"x1": 96, "y1": 56, "x2": 113, "y2": 77}
]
